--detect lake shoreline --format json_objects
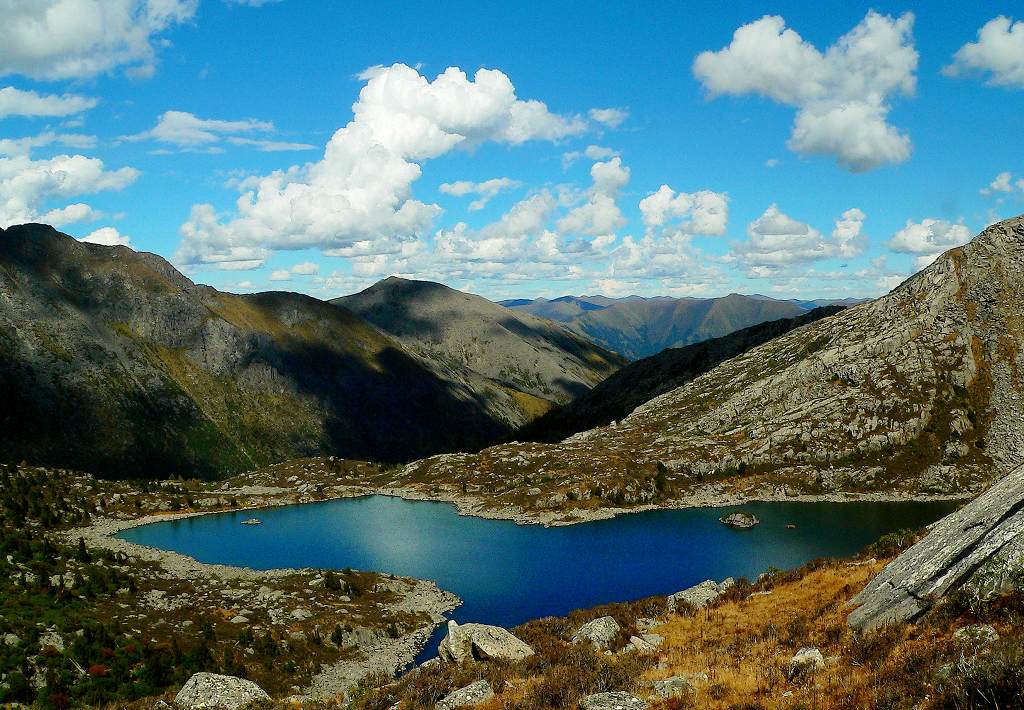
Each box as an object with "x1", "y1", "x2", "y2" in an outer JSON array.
[{"x1": 68, "y1": 468, "x2": 969, "y2": 697}]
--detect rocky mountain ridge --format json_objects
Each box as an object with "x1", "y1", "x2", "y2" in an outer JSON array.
[
  {"x1": 396, "y1": 216, "x2": 1024, "y2": 510},
  {"x1": 334, "y1": 276, "x2": 625, "y2": 419},
  {"x1": 0, "y1": 224, "x2": 574, "y2": 477}
]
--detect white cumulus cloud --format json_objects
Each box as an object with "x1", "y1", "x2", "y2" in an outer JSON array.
[
  {"x1": 588, "y1": 107, "x2": 629, "y2": 128},
  {"x1": 0, "y1": 86, "x2": 97, "y2": 119},
  {"x1": 0, "y1": 149, "x2": 139, "y2": 228},
  {"x1": 0, "y1": 0, "x2": 198, "y2": 80},
  {"x1": 693, "y1": 11, "x2": 916, "y2": 172},
  {"x1": 439, "y1": 177, "x2": 521, "y2": 211},
  {"x1": 638, "y1": 185, "x2": 728, "y2": 236},
  {"x1": 734, "y1": 205, "x2": 867, "y2": 271},
  {"x1": 80, "y1": 226, "x2": 130, "y2": 246},
  {"x1": 176, "y1": 63, "x2": 587, "y2": 270},
  {"x1": 556, "y1": 157, "x2": 629, "y2": 236},
  {"x1": 887, "y1": 218, "x2": 972, "y2": 270},
  {"x1": 945, "y1": 16, "x2": 1024, "y2": 88}
]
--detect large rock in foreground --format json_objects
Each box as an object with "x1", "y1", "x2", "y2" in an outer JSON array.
[
  {"x1": 438, "y1": 621, "x2": 534, "y2": 663},
  {"x1": 848, "y1": 463, "x2": 1024, "y2": 631},
  {"x1": 174, "y1": 672, "x2": 269, "y2": 710}
]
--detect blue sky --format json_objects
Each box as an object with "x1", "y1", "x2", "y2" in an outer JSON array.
[{"x1": 1, "y1": 1, "x2": 1023, "y2": 300}]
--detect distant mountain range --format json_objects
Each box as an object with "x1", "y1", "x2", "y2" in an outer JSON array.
[
  {"x1": 0, "y1": 225, "x2": 617, "y2": 478},
  {"x1": 500, "y1": 293, "x2": 867, "y2": 359}
]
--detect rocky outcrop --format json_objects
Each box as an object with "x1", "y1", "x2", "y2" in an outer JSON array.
[
  {"x1": 720, "y1": 511, "x2": 759, "y2": 528},
  {"x1": 437, "y1": 679, "x2": 494, "y2": 709},
  {"x1": 579, "y1": 691, "x2": 649, "y2": 710},
  {"x1": 173, "y1": 672, "x2": 269, "y2": 710},
  {"x1": 572, "y1": 616, "x2": 620, "y2": 649},
  {"x1": 652, "y1": 673, "x2": 706, "y2": 698},
  {"x1": 667, "y1": 579, "x2": 733, "y2": 613},
  {"x1": 848, "y1": 463, "x2": 1024, "y2": 631},
  {"x1": 438, "y1": 621, "x2": 534, "y2": 663}
]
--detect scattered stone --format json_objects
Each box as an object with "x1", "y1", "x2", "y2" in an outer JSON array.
[
  {"x1": 39, "y1": 631, "x2": 64, "y2": 652},
  {"x1": 720, "y1": 511, "x2": 759, "y2": 528},
  {"x1": 174, "y1": 672, "x2": 269, "y2": 710},
  {"x1": 952, "y1": 624, "x2": 999, "y2": 649},
  {"x1": 437, "y1": 680, "x2": 494, "y2": 709},
  {"x1": 229, "y1": 615, "x2": 249, "y2": 624},
  {"x1": 579, "y1": 691, "x2": 649, "y2": 710},
  {"x1": 668, "y1": 580, "x2": 721, "y2": 612},
  {"x1": 652, "y1": 675, "x2": 698, "y2": 698},
  {"x1": 572, "y1": 616, "x2": 620, "y2": 650},
  {"x1": 438, "y1": 621, "x2": 534, "y2": 663},
  {"x1": 787, "y1": 647, "x2": 825, "y2": 680}
]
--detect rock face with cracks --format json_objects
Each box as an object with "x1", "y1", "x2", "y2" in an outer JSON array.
[{"x1": 848, "y1": 462, "x2": 1024, "y2": 631}]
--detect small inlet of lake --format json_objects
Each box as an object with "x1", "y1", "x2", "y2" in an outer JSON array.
[{"x1": 118, "y1": 496, "x2": 958, "y2": 662}]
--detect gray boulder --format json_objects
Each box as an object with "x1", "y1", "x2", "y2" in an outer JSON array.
[
  {"x1": 651, "y1": 674, "x2": 704, "y2": 698},
  {"x1": 667, "y1": 580, "x2": 721, "y2": 612},
  {"x1": 437, "y1": 679, "x2": 494, "y2": 709},
  {"x1": 952, "y1": 624, "x2": 999, "y2": 649},
  {"x1": 174, "y1": 672, "x2": 269, "y2": 710},
  {"x1": 572, "y1": 616, "x2": 620, "y2": 649},
  {"x1": 438, "y1": 621, "x2": 534, "y2": 663},
  {"x1": 848, "y1": 463, "x2": 1024, "y2": 631},
  {"x1": 787, "y1": 647, "x2": 824, "y2": 680},
  {"x1": 579, "y1": 691, "x2": 649, "y2": 710}
]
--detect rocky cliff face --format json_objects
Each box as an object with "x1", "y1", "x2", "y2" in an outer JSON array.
[
  {"x1": 848, "y1": 461, "x2": 1024, "y2": 631},
  {"x1": 335, "y1": 277, "x2": 625, "y2": 424},
  {"x1": 399, "y1": 216, "x2": 1024, "y2": 503},
  {"x1": 0, "y1": 225, "x2": 519, "y2": 477}
]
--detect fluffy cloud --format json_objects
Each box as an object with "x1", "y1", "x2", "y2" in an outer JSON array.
[
  {"x1": 269, "y1": 269, "x2": 290, "y2": 281},
  {"x1": 980, "y1": 171, "x2": 1024, "y2": 196},
  {"x1": 439, "y1": 177, "x2": 521, "y2": 211},
  {"x1": 556, "y1": 157, "x2": 629, "y2": 236},
  {"x1": 693, "y1": 11, "x2": 916, "y2": 171},
  {"x1": 638, "y1": 185, "x2": 728, "y2": 236},
  {"x1": 290, "y1": 261, "x2": 318, "y2": 275},
  {"x1": 176, "y1": 64, "x2": 587, "y2": 269},
  {"x1": 121, "y1": 111, "x2": 311, "y2": 152},
  {"x1": 0, "y1": 132, "x2": 98, "y2": 156},
  {"x1": 0, "y1": 86, "x2": 97, "y2": 119},
  {"x1": 945, "y1": 16, "x2": 1024, "y2": 88},
  {"x1": 80, "y1": 226, "x2": 130, "y2": 246},
  {"x1": 0, "y1": 148, "x2": 139, "y2": 228},
  {"x1": 0, "y1": 0, "x2": 197, "y2": 80},
  {"x1": 561, "y1": 144, "x2": 618, "y2": 170},
  {"x1": 887, "y1": 218, "x2": 972, "y2": 269},
  {"x1": 734, "y1": 205, "x2": 867, "y2": 271},
  {"x1": 588, "y1": 107, "x2": 629, "y2": 128}
]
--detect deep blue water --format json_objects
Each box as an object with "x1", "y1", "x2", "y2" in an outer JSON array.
[{"x1": 118, "y1": 495, "x2": 958, "y2": 662}]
